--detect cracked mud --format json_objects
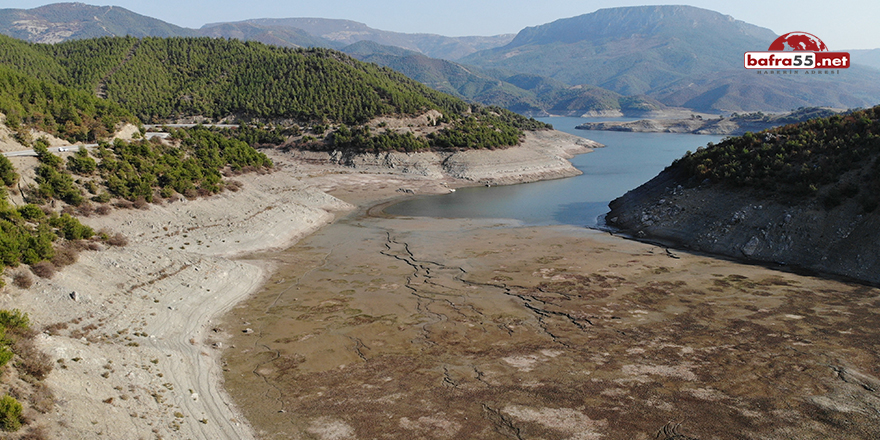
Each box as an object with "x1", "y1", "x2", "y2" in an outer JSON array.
[{"x1": 221, "y1": 214, "x2": 880, "y2": 439}]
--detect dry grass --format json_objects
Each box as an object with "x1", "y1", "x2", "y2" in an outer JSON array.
[
  {"x1": 12, "y1": 272, "x2": 33, "y2": 289},
  {"x1": 132, "y1": 197, "x2": 149, "y2": 210},
  {"x1": 50, "y1": 246, "x2": 79, "y2": 268},
  {"x1": 95, "y1": 204, "x2": 111, "y2": 216},
  {"x1": 106, "y1": 233, "x2": 128, "y2": 247},
  {"x1": 114, "y1": 200, "x2": 134, "y2": 209},
  {"x1": 226, "y1": 180, "x2": 243, "y2": 192},
  {"x1": 29, "y1": 262, "x2": 55, "y2": 280},
  {"x1": 12, "y1": 338, "x2": 53, "y2": 380}
]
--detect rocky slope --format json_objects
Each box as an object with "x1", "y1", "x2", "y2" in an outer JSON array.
[
  {"x1": 606, "y1": 167, "x2": 880, "y2": 284},
  {"x1": 607, "y1": 106, "x2": 880, "y2": 285}
]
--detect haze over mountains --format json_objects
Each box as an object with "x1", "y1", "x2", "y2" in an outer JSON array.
[{"x1": 2, "y1": 2, "x2": 879, "y2": 115}]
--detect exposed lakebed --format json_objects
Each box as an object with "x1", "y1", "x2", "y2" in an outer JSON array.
[{"x1": 219, "y1": 123, "x2": 880, "y2": 439}]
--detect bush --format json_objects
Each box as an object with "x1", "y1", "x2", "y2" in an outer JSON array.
[
  {"x1": 95, "y1": 204, "x2": 112, "y2": 216},
  {"x1": 0, "y1": 309, "x2": 29, "y2": 332},
  {"x1": 0, "y1": 395, "x2": 22, "y2": 432},
  {"x1": 0, "y1": 347, "x2": 12, "y2": 369},
  {"x1": 14, "y1": 338, "x2": 52, "y2": 380},
  {"x1": 106, "y1": 233, "x2": 128, "y2": 247},
  {"x1": 50, "y1": 245, "x2": 79, "y2": 267},
  {"x1": 0, "y1": 155, "x2": 19, "y2": 187},
  {"x1": 92, "y1": 192, "x2": 111, "y2": 203},
  {"x1": 30, "y1": 262, "x2": 55, "y2": 279},
  {"x1": 17, "y1": 204, "x2": 45, "y2": 221},
  {"x1": 12, "y1": 271, "x2": 33, "y2": 289},
  {"x1": 132, "y1": 196, "x2": 149, "y2": 210},
  {"x1": 49, "y1": 214, "x2": 94, "y2": 240}
]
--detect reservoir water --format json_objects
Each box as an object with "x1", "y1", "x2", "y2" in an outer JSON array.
[{"x1": 385, "y1": 117, "x2": 724, "y2": 227}]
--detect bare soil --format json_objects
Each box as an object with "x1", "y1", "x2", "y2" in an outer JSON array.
[
  {"x1": 0, "y1": 127, "x2": 592, "y2": 439},
  {"x1": 220, "y1": 214, "x2": 880, "y2": 439}
]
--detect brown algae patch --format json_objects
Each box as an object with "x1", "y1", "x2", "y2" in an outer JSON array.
[{"x1": 221, "y1": 217, "x2": 880, "y2": 439}]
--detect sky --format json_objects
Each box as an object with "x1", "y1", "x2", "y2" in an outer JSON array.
[{"x1": 6, "y1": 1, "x2": 880, "y2": 50}]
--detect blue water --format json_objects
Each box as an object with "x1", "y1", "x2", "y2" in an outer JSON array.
[{"x1": 385, "y1": 117, "x2": 724, "y2": 227}]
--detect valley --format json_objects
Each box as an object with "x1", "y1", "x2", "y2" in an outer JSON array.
[{"x1": 0, "y1": 2, "x2": 878, "y2": 439}]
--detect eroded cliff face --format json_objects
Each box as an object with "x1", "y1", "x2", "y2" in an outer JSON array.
[{"x1": 606, "y1": 169, "x2": 880, "y2": 285}]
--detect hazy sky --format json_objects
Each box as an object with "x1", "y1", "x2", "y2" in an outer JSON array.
[{"x1": 6, "y1": 1, "x2": 880, "y2": 49}]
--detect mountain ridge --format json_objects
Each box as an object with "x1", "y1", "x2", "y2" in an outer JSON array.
[
  {"x1": 461, "y1": 5, "x2": 880, "y2": 111},
  {"x1": 207, "y1": 17, "x2": 514, "y2": 60},
  {"x1": 0, "y1": 2, "x2": 197, "y2": 43}
]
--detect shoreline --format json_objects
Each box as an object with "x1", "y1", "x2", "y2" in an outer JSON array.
[{"x1": 0, "y1": 129, "x2": 593, "y2": 438}]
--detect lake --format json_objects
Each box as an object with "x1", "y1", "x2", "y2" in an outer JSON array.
[{"x1": 385, "y1": 117, "x2": 724, "y2": 227}]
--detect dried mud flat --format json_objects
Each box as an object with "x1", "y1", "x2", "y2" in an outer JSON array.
[{"x1": 221, "y1": 215, "x2": 880, "y2": 440}]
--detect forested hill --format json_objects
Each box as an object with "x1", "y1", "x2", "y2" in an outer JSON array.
[
  {"x1": 606, "y1": 105, "x2": 880, "y2": 284},
  {"x1": 0, "y1": 34, "x2": 535, "y2": 128},
  {"x1": 0, "y1": 63, "x2": 136, "y2": 143},
  {"x1": 671, "y1": 106, "x2": 880, "y2": 210}
]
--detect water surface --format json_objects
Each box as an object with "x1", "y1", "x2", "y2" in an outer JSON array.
[{"x1": 386, "y1": 117, "x2": 724, "y2": 226}]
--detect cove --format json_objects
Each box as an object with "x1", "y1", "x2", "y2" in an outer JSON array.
[{"x1": 385, "y1": 117, "x2": 724, "y2": 227}]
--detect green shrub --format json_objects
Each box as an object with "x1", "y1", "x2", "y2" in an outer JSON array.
[
  {"x1": 0, "y1": 395, "x2": 22, "y2": 432},
  {"x1": 0, "y1": 346, "x2": 12, "y2": 369},
  {"x1": 0, "y1": 309, "x2": 29, "y2": 331},
  {"x1": 48, "y1": 213, "x2": 94, "y2": 240},
  {"x1": 0, "y1": 156, "x2": 18, "y2": 187},
  {"x1": 67, "y1": 148, "x2": 97, "y2": 175},
  {"x1": 17, "y1": 204, "x2": 45, "y2": 221}
]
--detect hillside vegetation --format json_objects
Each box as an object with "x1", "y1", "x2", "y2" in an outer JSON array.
[
  {"x1": 0, "y1": 35, "x2": 468, "y2": 124},
  {"x1": 606, "y1": 105, "x2": 880, "y2": 284},
  {"x1": 0, "y1": 34, "x2": 548, "y2": 151},
  {"x1": 0, "y1": 64, "x2": 136, "y2": 143},
  {"x1": 0, "y1": 32, "x2": 553, "y2": 272},
  {"x1": 673, "y1": 106, "x2": 880, "y2": 211}
]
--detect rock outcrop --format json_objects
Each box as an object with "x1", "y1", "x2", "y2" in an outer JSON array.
[{"x1": 606, "y1": 168, "x2": 880, "y2": 285}]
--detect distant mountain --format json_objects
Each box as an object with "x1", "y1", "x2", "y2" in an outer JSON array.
[
  {"x1": 342, "y1": 41, "x2": 542, "y2": 113},
  {"x1": 851, "y1": 49, "x2": 880, "y2": 71},
  {"x1": 3, "y1": 3, "x2": 875, "y2": 114},
  {"x1": 342, "y1": 41, "x2": 665, "y2": 116},
  {"x1": 204, "y1": 18, "x2": 514, "y2": 60},
  {"x1": 197, "y1": 22, "x2": 338, "y2": 49},
  {"x1": 462, "y1": 5, "x2": 880, "y2": 112},
  {"x1": 651, "y1": 66, "x2": 880, "y2": 112},
  {"x1": 462, "y1": 6, "x2": 776, "y2": 94},
  {"x1": 0, "y1": 2, "x2": 196, "y2": 43},
  {"x1": 0, "y1": 4, "x2": 513, "y2": 60}
]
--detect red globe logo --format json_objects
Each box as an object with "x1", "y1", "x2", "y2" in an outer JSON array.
[{"x1": 769, "y1": 32, "x2": 829, "y2": 51}]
